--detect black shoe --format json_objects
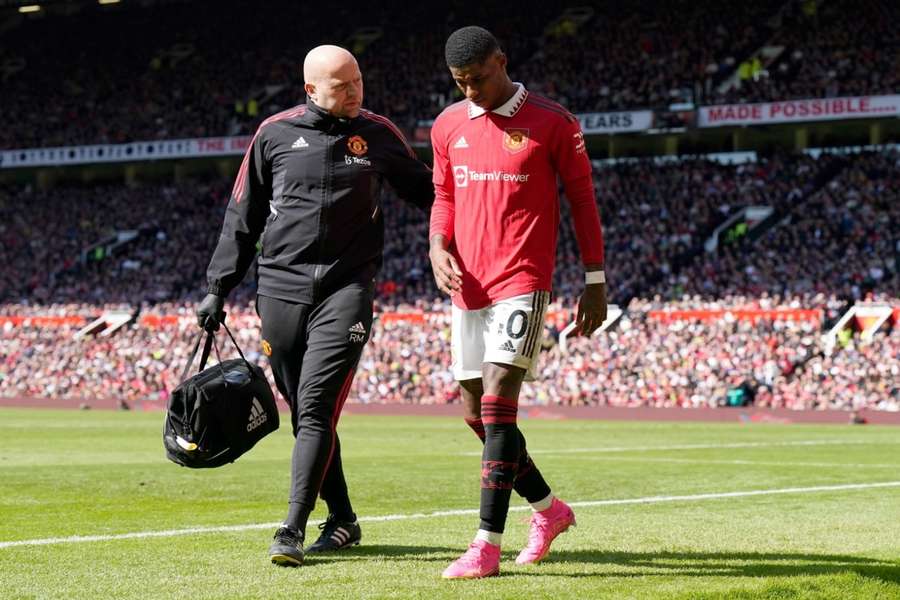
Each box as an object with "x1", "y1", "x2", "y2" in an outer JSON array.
[
  {"x1": 306, "y1": 515, "x2": 362, "y2": 553},
  {"x1": 269, "y1": 526, "x2": 305, "y2": 567}
]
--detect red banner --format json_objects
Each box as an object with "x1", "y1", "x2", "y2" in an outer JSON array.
[
  {"x1": 139, "y1": 315, "x2": 181, "y2": 328},
  {"x1": 2, "y1": 308, "x2": 829, "y2": 329},
  {"x1": 698, "y1": 95, "x2": 900, "y2": 128},
  {"x1": 648, "y1": 309, "x2": 822, "y2": 324},
  {"x1": 0, "y1": 316, "x2": 86, "y2": 327},
  {"x1": 379, "y1": 312, "x2": 426, "y2": 324}
]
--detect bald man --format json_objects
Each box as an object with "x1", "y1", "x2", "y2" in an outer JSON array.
[{"x1": 198, "y1": 45, "x2": 433, "y2": 566}]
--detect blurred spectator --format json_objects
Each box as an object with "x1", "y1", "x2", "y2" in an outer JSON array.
[
  {"x1": 716, "y1": 0, "x2": 900, "y2": 105},
  {"x1": 3, "y1": 301, "x2": 896, "y2": 411},
  {"x1": 2, "y1": 151, "x2": 897, "y2": 411},
  {"x1": 654, "y1": 151, "x2": 900, "y2": 304},
  {"x1": 3, "y1": 0, "x2": 896, "y2": 150}
]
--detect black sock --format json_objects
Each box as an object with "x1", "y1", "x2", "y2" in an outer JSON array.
[
  {"x1": 284, "y1": 423, "x2": 332, "y2": 535},
  {"x1": 319, "y1": 434, "x2": 356, "y2": 522},
  {"x1": 284, "y1": 502, "x2": 310, "y2": 538},
  {"x1": 466, "y1": 417, "x2": 551, "y2": 504},
  {"x1": 479, "y1": 395, "x2": 520, "y2": 534}
]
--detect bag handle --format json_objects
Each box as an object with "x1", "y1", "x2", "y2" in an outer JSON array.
[
  {"x1": 205, "y1": 320, "x2": 255, "y2": 378},
  {"x1": 178, "y1": 316, "x2": 253, "y2": 384},
  {"x1": 219, "y1": 320, "x2": 251, "y2": 368},
  {"x1": 179, "y1": 329, "x2": 215, "y2": 383}
]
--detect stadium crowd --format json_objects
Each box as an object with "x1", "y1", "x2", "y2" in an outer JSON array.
[
  {"x1": 0, "y1": 0, "x2": 556, "y2": 149},
  {"x1": 715, "y1": 0, "x2": 900, "y2": 105},
  {"x1": 653, "y1": 150, "x2": 900, "y2": 304},
  {"x1": 769, "y1": 325, "x2": 899, "y2": 411},
  {"x1": 516, "y1": 0, "x2": 784, "y2": 112},
  {"x1": 555, "y1": 153, "x2": 832, "y2": 304},
  {"x1": 0, "y1": 151, "x2": 847, "y2": 309},
  {"x1": 0, "y1": 307, "x2": 270, "y2": 406},
  {"x1": 3, "y1": 301, "x2": 897, "y2": 411},
  {"x1": 1, "y1": 148, "x2": 897, "y2": 411},
  {"x1": 2, "y1": 0, "x2": 899, "y2": 150},
  {"x1": 0, "y1": 180, "x2": 232, "y2": 305}
]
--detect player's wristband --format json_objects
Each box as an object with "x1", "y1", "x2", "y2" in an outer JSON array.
[{"x1": 585, "y1": 270, "x2": 606, "y2": 285}]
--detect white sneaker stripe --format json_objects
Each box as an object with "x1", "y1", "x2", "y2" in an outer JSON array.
[{"x1": 332, "y1": 529, "x2": 348, "y2": 544}]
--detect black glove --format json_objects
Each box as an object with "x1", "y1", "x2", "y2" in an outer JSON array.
[{"x1": 196, "y1": 293, "x2": 225, "y2": 332}]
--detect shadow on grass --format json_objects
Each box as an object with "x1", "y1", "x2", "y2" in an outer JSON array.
[
  {"x1": 304, "y1": 544, "x2": 458, "y2": 565},
  {"x1": 301, "y1": 545, "x2": 900, "y2": 587},
  {"x1": 513, "y1": 549, "x2": 900, "y2": 585}
]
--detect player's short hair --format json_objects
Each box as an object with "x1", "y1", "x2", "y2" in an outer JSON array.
[{"x1": 445, "y1": 26, "x2": 501, "y2": 68}]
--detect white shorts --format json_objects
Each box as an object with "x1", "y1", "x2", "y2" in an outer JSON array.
[{"x1": 451, "y1": 290, "x2": 551, "y2": 382}]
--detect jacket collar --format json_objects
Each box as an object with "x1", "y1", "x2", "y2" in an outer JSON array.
[
  {"x1": 301, "y1": 99, "x2": 356, "y2": 133},
  {"x1": 468, "y1": 83, "x2": 528, "y2": 119}
]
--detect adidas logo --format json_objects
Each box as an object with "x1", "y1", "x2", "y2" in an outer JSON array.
[
  {"x1": 348, "y1": 321, "x2": 367, "y2": 343},
  {"x1": 247, "y1": 397, "x2": 268, "y2": 432},
  {"x1": 498, "y1": 340, "x2": 516, "y2": 353},
  {"x1": 291, "y1": 136, "x2": 309, "y2": 149},
  {"x1": 331, "y1": 527, "x2": 351, "y2": 545},
  {"x1": 453, "y1": 136, "x2": 469, "y2": 149}
]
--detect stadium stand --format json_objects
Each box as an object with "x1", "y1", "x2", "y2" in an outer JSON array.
[
  {"x1": 714, "y1": 0, "x2": 900, "y2": 105},
  {"x1": 2, "y1": 0, "x2": 899, "y2": 149},
  {"x1": 1, "y1": 150, "x2": 896, "y2": 410},
  {"x1": 4, "y1": 300, "x2": 897, "y2": 411},
  {"x1": 653, "y1": 150, "x2": 900, "y2": 304},
  {"x1": 1, "y1": 0, "x2": 897, "y2": 413},
  {"x1": 0, "y1": 152, "x2": 852, "y2": 308}
]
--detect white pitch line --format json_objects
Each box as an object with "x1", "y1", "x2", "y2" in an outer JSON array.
[
  {"x1": 2, "y1": 481, "x2": 899, "y2": 550},
  {"x1": 565, "y1": 456, "x2": 900, "y2": 470},
  {"x1": 460, "y1": 439, "x2": 883, "y2": 457}
]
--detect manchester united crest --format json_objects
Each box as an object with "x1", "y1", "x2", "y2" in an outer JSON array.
[
  {"x1": 347, "y1": 135, "x2": 368, "y2": 156},
  {"x1": 502, "y1": 128, "x2": 530, "y2": 154}
]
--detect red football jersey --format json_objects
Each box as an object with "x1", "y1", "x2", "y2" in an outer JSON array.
[{"x1": 430, "y1": 84, "x2": 605, "y2": 309}]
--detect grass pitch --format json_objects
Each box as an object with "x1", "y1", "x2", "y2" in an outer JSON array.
[{"x1": 0, "y1": 408, "x2": 898, "y2": 599}]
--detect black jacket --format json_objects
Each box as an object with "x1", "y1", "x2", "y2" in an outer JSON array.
[{"x1": 206, "y1": 101, "x2": 433, "y2": 304}]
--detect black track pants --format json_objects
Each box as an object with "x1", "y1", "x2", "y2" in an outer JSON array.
[{"x1": 258, "y1": 282, "x2": 373, "y2": 527}]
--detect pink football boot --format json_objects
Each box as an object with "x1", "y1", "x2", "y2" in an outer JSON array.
[
  {"x1": 442, "y1": 539, "x2": 501, "y2": 579},
  {"x1": 515, "y1": 498, "x2": 576, "y2": 565}
]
